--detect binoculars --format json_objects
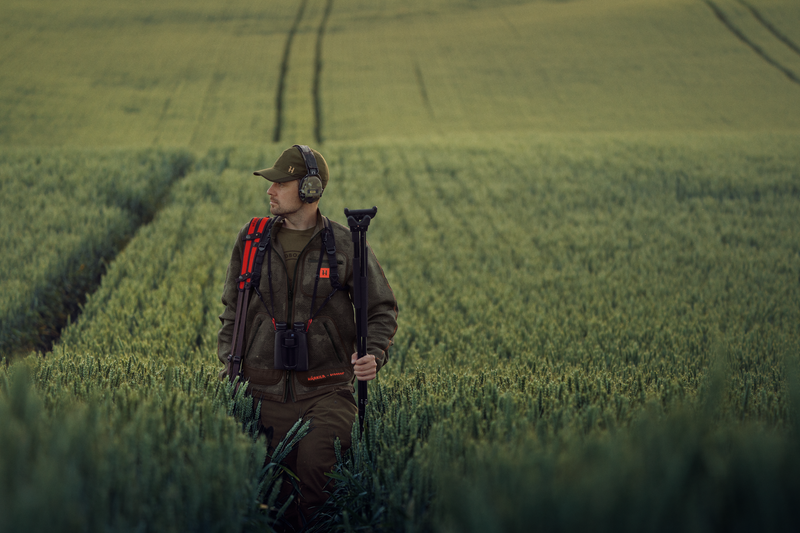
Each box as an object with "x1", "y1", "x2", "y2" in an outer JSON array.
[{"x1": 274, "y1": 321, "x2": 309, "y2": 371}]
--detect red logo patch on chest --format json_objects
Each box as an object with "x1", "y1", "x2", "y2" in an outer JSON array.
[{"x1": 320, "y1": 267, "x2": 330, "y2": 278}]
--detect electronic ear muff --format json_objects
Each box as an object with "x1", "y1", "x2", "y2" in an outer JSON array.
[{"x1": 294, "y1": 144, "x2": 324, "y2": 204}]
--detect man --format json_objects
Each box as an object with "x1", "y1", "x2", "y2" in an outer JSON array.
[{"x1": 217, "y1": 145, "x2": 398, "y2": 528}]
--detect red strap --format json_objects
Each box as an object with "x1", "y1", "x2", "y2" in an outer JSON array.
[
  {"x1": 238, "y1": 217, "x2": 270, "y2": 289},
  {"x1": 246, "y1": 217, "x2": 270, "y2": 278},
  {"x1": 238, "y1": 218, "x2": 258, "y2": 289}
]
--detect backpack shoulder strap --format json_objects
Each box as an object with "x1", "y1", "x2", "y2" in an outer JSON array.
[
  {"x1": 228, "y1": 217, "x2": 270, "y2": 383},
  {"x1": 248, "y1": 217, "x2": 275, "y2": 291},
  {"x1": 238, "y1": 217, "x2": 271, "y2": 290},
  {"x1": 321, "y1": 217, "x2": 346, "y2": 291}
]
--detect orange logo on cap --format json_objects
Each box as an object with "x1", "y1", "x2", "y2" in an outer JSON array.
[{"x1": 288, "y1": 166, "x2": 295, "y2": 174}]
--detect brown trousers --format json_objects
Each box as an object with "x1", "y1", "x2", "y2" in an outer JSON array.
[{"x1": 257, "y1": 389, "x2": 358, "y2": 531}]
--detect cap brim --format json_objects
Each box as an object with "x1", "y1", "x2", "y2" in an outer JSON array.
[{"x1": 253, "y1": 167, "x2": 296, "y2": 183}]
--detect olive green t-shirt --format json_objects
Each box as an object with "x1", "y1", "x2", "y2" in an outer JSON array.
[{"x1": 276, "y1": 226, "x2": 316, "y2": 287}]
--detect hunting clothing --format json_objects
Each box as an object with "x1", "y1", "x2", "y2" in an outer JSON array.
[{"x1": 217, "y1": 210, "x2": 398, "y2": 401}]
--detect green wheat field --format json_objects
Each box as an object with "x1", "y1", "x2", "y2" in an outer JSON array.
[{"x1": 2, "y1": 0, "x2": 800, "y2": 531}]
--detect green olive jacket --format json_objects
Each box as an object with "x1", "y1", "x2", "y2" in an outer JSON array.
[{"x1": 217, "y1": 211, "x2": 398, "y2": 402}]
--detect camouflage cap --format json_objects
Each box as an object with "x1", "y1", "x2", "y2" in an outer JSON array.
[{"x1": 253, "y1": 146, "x2": 329, "y2": 189}]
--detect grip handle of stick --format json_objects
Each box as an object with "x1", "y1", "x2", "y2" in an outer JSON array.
[{"x1": 345, "y1": 206, "x2": 377, "y2": 219}]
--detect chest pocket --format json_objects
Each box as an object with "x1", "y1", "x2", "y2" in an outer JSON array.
[{"x1": 300, "y1": 251, "x2": 347, "y2": 297}]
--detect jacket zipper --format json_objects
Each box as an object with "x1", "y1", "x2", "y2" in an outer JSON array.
[
  {"x1": 271, "y1": 221, "x2": 293, "y2": 404},
  {"x1": 288, "y1": 225, "x2": 323, "y2": 324},
  {"x1": 282, "y1": 218, "x2": 323, "y2": 402}
]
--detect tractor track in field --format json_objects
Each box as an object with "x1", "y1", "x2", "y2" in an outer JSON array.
[
  {"x1": 190, "y1": 72, "x2": 227, "y2": 146},
  {"x1": 2, "y1": 156, "x2": 194, "y2": 358},
  {"x1": 274, "y1": 0, "x2": 333, "y2": 144},
  {"x1": 414, "y1": 62, "x2": 435, "y2": 119},
  {"x1": 497, "y1": 9, "x2": 522, "y2": 38},
  {"x1": 736, "y1": 0, "x2": 800, "y2": 58},
  {"x1": 151, "y1": 96, "x2": 173, "y2": 145},
  {"x1": 313, "y1": 0, "x2": 334, "y2": 144},
  {"x1": 273, "y1": 0, "x2": 309, "y2": 143},
  {"x1": 702, "y1": 0, "x2": 800, "y2": 86}
]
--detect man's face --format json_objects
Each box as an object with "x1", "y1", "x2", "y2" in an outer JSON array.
[{"x1": 267, "y1": 180, "x2": 303, "y2": 216}]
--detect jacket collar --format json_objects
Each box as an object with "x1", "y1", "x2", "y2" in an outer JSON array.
[
  {"x1": 270, "y1": 209, "x2": 326, "y2": 238},
  {"x1": 267, "y1": 210, "x2": 327, "y2": 268}
]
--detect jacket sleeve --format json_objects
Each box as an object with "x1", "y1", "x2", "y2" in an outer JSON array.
[
  {"x1": 217, "y1": 225, "x2": 247, "y2": 378},
  {"x1": 364, "y1": 242, "x2": 398, "y2": 371}
]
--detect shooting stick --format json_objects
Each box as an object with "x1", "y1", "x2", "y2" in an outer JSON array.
[{"x1": 345, "y1": 206, "x2": 377, "y2": 433}]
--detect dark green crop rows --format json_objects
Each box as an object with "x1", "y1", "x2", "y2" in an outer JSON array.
[
  {"x1": 0, "y1": 148, "x2": 192, "y2": 357},
  {"x1": 2, "y1": 133, "x2": 800, "y2": 531}
]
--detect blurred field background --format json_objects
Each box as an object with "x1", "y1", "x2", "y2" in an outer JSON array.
[
  {"x1": 2, "y1": 0, "x2": 800, "y2": 147},
  {"x1": 1, "y1": 0, "x2": 800, "y2": 531}
]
